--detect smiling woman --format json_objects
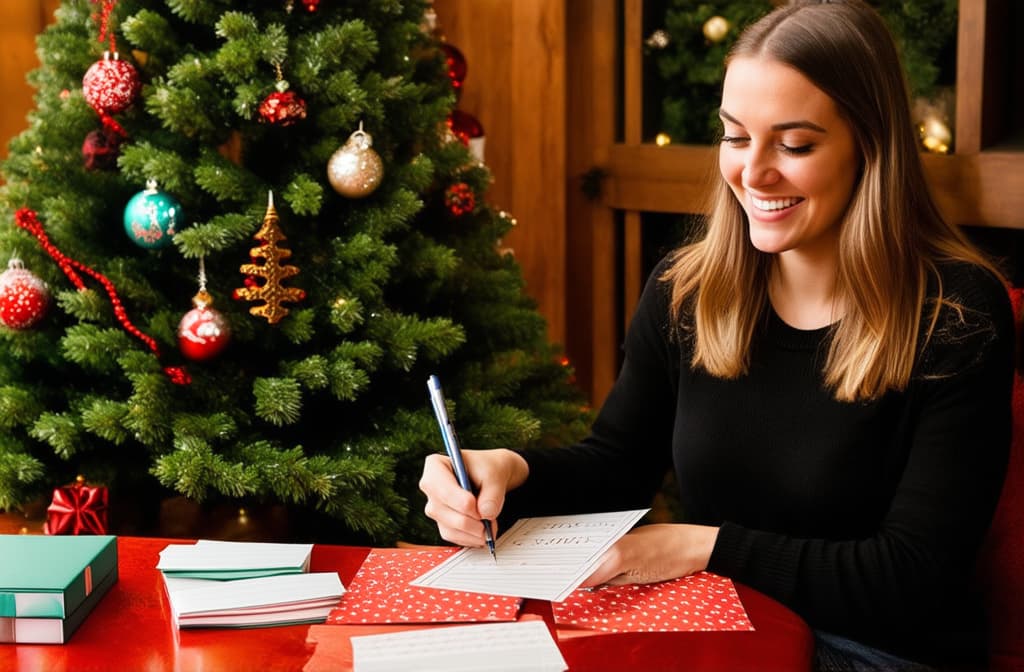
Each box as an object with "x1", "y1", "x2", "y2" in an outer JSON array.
[
  {"x1": 419, "y1": 2, "x2": 1015, "y2": 671},
  {"x1": 717, "y1": 57, "x2": 860, "y2": 330}
]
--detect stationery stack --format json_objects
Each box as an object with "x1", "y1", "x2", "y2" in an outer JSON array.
[
  {"x1": 0, "y1": 534, "x2": 118, "y2": 644},
  {"x1": 157, "y1": 540, "x2": 345, "y2": 629}
]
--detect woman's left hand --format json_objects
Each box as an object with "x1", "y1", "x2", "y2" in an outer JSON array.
[{"x1": 580, "y1": 524, "x2": 720, "y2": 587}]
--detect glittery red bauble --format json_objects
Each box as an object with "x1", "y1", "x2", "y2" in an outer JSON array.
[
  {"x1": 445, "y1": 182, "x2": 476, "y2": 216},
  {"x1": 0, "y1": 259, "x2": 51, "y2": 330},
  {"x1": 178, "y1": 299, "x2": 231, "y2": 361},
  {"x1": 448, "y1": 109, "x2": 484, "y2": 145},
  {"x1": 258, "y1": 90, "x2": 307, "y2": 126},
  {"x1": 441, "y1": 43, "x2": 467, "y2": 91},
  {"x1": 82, "y1": 53, "x2": 141, "y2": 115},
  {"x1": 82, "y1": 127, "x2": 123, "y2": 171}
]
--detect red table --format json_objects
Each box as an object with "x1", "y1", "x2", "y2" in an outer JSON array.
[{"x1": 0, "y1": 536, "x2": 813, "y2": 671}]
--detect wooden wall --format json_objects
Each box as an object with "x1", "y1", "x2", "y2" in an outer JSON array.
[
  {"x1": 0, "y1": 2, "x2": 60, "y2": 161},
  {"x1": 431, "y1": 0, "x2": 568, "y2": 347}
]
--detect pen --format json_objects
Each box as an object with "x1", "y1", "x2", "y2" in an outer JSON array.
[{"x1": 427, "y1": 374, "x2": 497, "y2": 561}]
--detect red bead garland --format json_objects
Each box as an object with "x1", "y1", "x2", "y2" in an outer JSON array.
[
  {"x1": 14, "y1": 208, "x2": 190, "y2": 385},
  {"x1": 91, "y1": 0, "x2": 119, "y2": 51}
]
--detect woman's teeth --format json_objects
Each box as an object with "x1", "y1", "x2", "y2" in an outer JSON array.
[{"x1": 751, "y1": 196, "x2": 801, "y2": 211}]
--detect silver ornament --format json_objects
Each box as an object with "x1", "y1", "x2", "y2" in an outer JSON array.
[{"x1": 327, "y1": 126, "x2": 384, "y2": 198}]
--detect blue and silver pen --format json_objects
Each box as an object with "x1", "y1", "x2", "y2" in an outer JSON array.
[{"x1": 427, "y1": 375, "x2": 497, "y2": 561}]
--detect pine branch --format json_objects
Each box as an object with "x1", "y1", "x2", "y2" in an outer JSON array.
[
  {"x1": 0, "y1": 450, "x2": 46, "y2": 511},
  {"x1": 252, "y1": 377, "x2": 302, "y2": 426}
]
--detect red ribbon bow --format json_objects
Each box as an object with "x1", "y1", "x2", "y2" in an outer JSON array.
[{"x1": 44, "y1": 480, "x2": 109, "y2": 535}]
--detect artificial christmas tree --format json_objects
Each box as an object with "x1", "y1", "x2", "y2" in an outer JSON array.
[
  {"x1": 0, "y1": 0, "x2": 589, "y2": 544},
  {"x1": 649, "y1": 0, "x2": 957, "y2": 146}
]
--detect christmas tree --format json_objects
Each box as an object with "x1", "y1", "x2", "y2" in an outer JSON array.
[
  {"x1": 0, "y1": 0, "x2": 588, "y2": 544},
  {"x1": 650, "y1": 0, "x2": 957, "y2": 145}
]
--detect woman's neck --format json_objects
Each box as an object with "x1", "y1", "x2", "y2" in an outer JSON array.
[{"x1": 768, "y1": 253, "x2": 843, "y2": 330}]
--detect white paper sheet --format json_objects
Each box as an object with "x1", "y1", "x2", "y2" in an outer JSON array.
[
  {"x1": 411, "y1": 509, "x2": 649, "y2": 602},
  {"x1": 350, "y1": 620, "x2": 568, "y2": 672},
  {"x1": 163, "y1": 572, "x2": 344, "y2": 628},
  {"x1": 156, "y1": 540, "x2": 313, "y2": 578}
]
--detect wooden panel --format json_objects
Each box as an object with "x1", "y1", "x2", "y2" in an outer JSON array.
[
  {"x1": 623, "y1": 0, "x2": 643, "y2": 144},
  {"x1": 923, "y1": 152, "x2": 1024, "y2": 229},
  {"x1": 0, "y1": 1, "x2": 60, "y2": 163},
  {"x1": 433, "y1": 0, "x2": 567, "y2": 346},
  {"x1": 603, "y1": 144, "x2": 718, "y2": 214},
  {"x1": 566, "y1": 0, "x2": 618, "y2": 405},
  {"x1": 955, "y1": 0, "x2": 985, "y2": 153},
  {"x1": 957, "y1": 0, "x2": 1013, "y2": 152}
]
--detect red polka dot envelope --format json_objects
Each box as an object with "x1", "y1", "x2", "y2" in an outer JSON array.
[
  {"x1": 327, "y1": 548, "x2": 522, "y2": 624},
  {"x1": 552, "y1": 571, "x2": 753, "y2": 633}
]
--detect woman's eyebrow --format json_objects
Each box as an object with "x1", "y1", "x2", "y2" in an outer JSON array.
[{"x1": 718, "y1": 108, "x2": 827, "y2": 133}]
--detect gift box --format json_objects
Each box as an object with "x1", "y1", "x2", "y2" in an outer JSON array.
[{"x1": 44, "y1": 477, "x2": 109, "y2": 536}]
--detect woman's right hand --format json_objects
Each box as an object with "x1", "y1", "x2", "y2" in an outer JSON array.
[{"x1": 419, "y1": 448, "x2": 529, "y2": 547}]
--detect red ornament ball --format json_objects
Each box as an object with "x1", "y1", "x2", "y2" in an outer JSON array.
[
  {"x1": 82, "y1": 52, "x2": 141, "y2": 115},
  {"x1": 178, "y1": 292, "x2": 231, "y2": 361},
  {"x1": 258, "y1": 90, "x2": 307, "y2": 126},
  {"x1": 441, "y1": 43, "x2": 467, "y2": 91},
  {"x1": 0, "y1": 259, "x2": 51, "y2": 330},
  {"x1": 445, "y1": 182, "x2": 476, "y2": 216},
  {"x1": 447, "y1": 110, "x2": 484, "y2": 145},
  {"x1": 300, "y1": 0, "x2": 320, "y2": 10},
  {"x1": 82, "y1": 127, "x2": 123, "y2": 171}
]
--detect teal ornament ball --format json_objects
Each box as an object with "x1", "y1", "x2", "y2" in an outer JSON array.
[{"x1": 123, "y1": 181, "x2": 184, "y2": 249}]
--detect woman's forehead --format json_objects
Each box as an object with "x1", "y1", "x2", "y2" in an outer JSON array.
[{"x1": 721, "y1": 57, "x2": 839, "y2": 126}]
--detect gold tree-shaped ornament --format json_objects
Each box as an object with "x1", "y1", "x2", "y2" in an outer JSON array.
[{"x1": 234, "y1": 192, "x2": 305, "y2": 324}]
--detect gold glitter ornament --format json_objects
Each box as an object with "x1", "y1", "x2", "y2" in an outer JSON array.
[
  {"x1": 327, "y1": 123, "x2": 384, "y2": 198},
  {"x1": 920, "y1": 116, "x2": 952, "y2": 154},
  {"x1": 702, "y1": 16, "x2": 730, "y2": 43},
  {"x1": 233, "y1": 192, "x2": 306, "y2": 324}
]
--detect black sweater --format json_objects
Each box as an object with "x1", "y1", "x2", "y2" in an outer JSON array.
[{"x1": 509, "y1": 257, "x2": 1013, "y2": 664}]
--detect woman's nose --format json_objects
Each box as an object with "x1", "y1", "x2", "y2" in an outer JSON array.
[{"x1": 742, "y1": 149, "x2": 781, "y2": 189}]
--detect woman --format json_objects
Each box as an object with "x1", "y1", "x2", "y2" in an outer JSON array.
[{"x1": 419, "y1": 1, "x2": 1014, "y2": 669}]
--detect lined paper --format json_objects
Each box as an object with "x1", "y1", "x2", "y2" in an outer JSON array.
[
  {"x1": 411, "y1": 509, "x2": 648, "y2": 602},
  {"x1": 350, "y1": 620, "x2": 567, "y2": 672}
]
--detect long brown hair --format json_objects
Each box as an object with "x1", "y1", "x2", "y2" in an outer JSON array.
[{"x1": 663, "y1": 0, "x2": 999, "y2": 402}]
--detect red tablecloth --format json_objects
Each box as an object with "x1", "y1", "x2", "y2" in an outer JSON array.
[{"x1": 0, "y1": 536, "x2": 813, "y2": 671}]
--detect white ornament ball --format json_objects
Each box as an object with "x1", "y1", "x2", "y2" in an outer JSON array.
[{"x1": 327, "y1": 128, "x2": 384, "y2": 198}]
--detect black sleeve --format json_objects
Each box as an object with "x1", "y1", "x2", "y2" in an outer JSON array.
[
  {"x1": 502, "y1": 260, "x2": 678, "y2": 527},
  {"x1": 708, "y1": 266, "x2": 1015, "y2": 658}
]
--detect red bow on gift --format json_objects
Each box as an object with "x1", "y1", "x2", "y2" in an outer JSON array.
[{"x1": 44, "y1": 476, "x2": 109, "y2": 535}]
